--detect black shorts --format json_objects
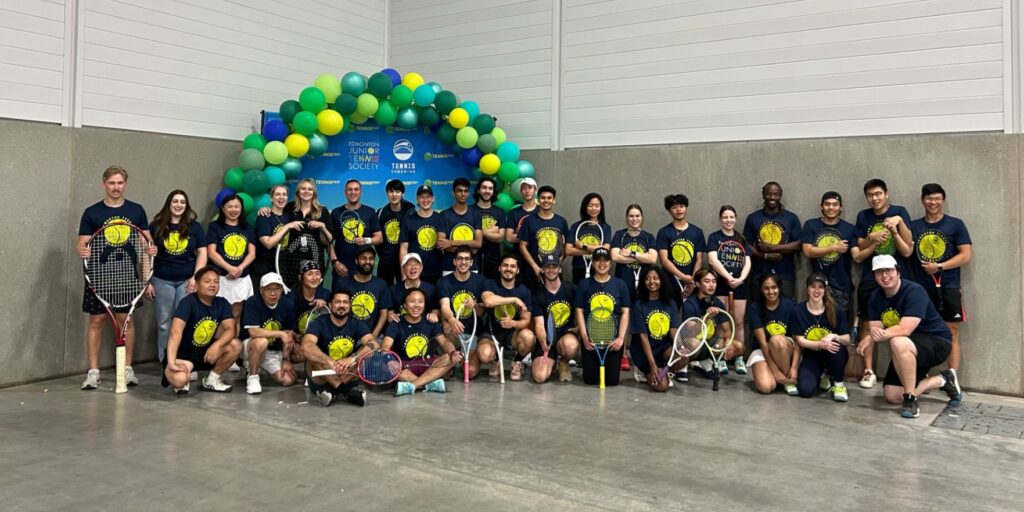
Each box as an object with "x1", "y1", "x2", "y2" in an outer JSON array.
[
  {"x1": 925, "y1": 286, "x2": 965, "y2": 323},
  {"x1": 530, "y1": 331, "x2": 574, "y2": 359},
  {"x1": 856, "y1": 280, "x2": 879, "y2": 320},
  {"x1": 714, "y1": 280, "x2": 748, "y2": 301},
  {"x1": 82, "y1": 282, "x2": 138, "y2": 315},
  {"x1": 882, "y1": 332, "x2": 952, "y2": 388}
]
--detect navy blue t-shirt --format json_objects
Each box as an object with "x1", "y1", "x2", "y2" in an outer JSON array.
[
  {"x1": 254, "y1": 211, "x2": 292, "y2": 261},
  {"x1": 391, "y1": 281, "x2": 440, "y2": 316},
  {"x1": 611, "y1": 229, "x2": 656, "y2": 290},
  {"x1": 517, "y1": 213, "x2": 570, "y2": 266},
  {"x1": 440, "y1": 206, "x2": 481, "y2": 272},
  {"x1": 241, "y1": 294, "x2": 296, "y2": 350},
  {"x1": 79, "y1": 200, "x2": 149, "y2": 237},
  {"x1": 506, "y1": 205, "x2": 537, "y2": 241},
  {"x1": 288, "y1": 286, "x2": 330, "y2": 335},
  {"x1": 868, "y1": 280, "x2": 951, "y2": 341},
  {"x1": 747, "y1": 297, "x2": 797, "y2": 339},
  {"x1": 742, "y1": 209, "x2": 802, "y2": 280},
  {"x1": 789, "y1": 301, "x2": 850, "y2": 342},
  {"x1": 385, "y1": 317, "x2": 444, "y2": 360},
  {"x1": 472, "y1": 203, "x2": 506, "y2": 269},
  {"x1": 855, "y1": 205, "x2": 912, "y2": 283},
  {"x1": 655, "y1": 222, "x2": 706, "y2": 279},
  {"x1": 567, "y1": 220, "x2": 613, "y2": 271},
  {"x1": 801, "y1": 218, "x2": 857, "y2": 292},
  {"x1": 630, "y1": 298, "x2": 680, "y2": 343},
  {"x1": 377, "y1": 200, "x2": 415, "y2": 265},
  {"x1": 173, "y1": 294, "x2": 233, "y2": 359},
  {"x1": 532, "y1": 282, "x2": 576, "y2": 340},
  {"x1": 681, "y1": 294, "x2": 729, "y2": 326},
  {"x1": 574, "y1": 276, "x2": 631, "y2": 320},
  {"x1": 331, "y1": 204, "x2": 381, "y2": 274},
  {"x1": 484, "y1": 279, "x2": 533, "y2": 336},
  {"x1": 150, "y1": 222, "x2": 205, "y2": 282},
  {"x1": 437, "y1": 272, "x2": 489, "y2": 333},
  {"x1": 910, "y1": 215, "x2": 972, "y2": 289},
  {"x1": 306, "y1": 315, "x2": 371, "y2": 361},
  {"x1": 399, "y1": 210, "x2": 444, "y2": 276},
  {"x1": 206, "y1": 222, "x2": 255, "y2": 277},
  {"x1": 706, "y1": 230, "x2": 750, "y2": 280},
  {"x1": 336, "y1": 275, "x2": 393, "y2": 329}
]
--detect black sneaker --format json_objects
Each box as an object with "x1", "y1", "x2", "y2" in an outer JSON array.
[
  {"x1": 344, "y1": 388, "x2": 367, "y2": 407},
  {"x1": 901, "y1": 393, "x2": 919, "y2": 418},
  {"x1": 939, "y1": 369, "x2": 962, "y2": 406},
  {"x1": 673, "y1": 369, "x2": 689, "y2": 383}
]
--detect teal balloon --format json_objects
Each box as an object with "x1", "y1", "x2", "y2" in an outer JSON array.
[
  {"x1": 476, "y1": 134, "x2": 497, "y2": 154},
  {"x1": 498, "y1": 161, "x2": 519, "y2": 183},
  {"x1": 472, "y1": 114, "x2": 494, "y2": 135},
  {"x1": 495, "y1": 192, "x2": 515, "y2": 212},
  {"x1": 509, "y1": 179, "x2": 526, "y2": 202},
  {"x1": 396, "y1": 107, "x2": 419, "y2": 129},
  {"x1": 456, "y1": 127, "x2": 478, "y2": 149},
  {"x1": 517, "y1": 160, "x2": 535, "y2": 178},
  {"x1": 367, "y1": 72, "x2": 393, "y2": 98},
  {"x1": 436, "y1": 124, "x2": 457, "y2": 145},
  {"x1": 496, "y1": 141, "x2": 520, "y2": 163},
  {"x1": 413, "y1": 84, "x2": 435, "y2": 106},
  {"x1": 253, "y1": 193, "x2": 273, "y2": 212},
  {"x1": 434, "y1": 90, "x2": 458, "y2": 115},
  {"x1": 242, "y1": 169, "x2": 269, "y2": 195},
  {"x1": 224, "y1": 166, "x2": 245, "y2": 190},
  {"x1": 390, "y1": 85, "x2": 413, "y2": 108},
  {"x1": 292, "y1": 111, "x2": 318, "y2": 137},
  {"x1": 246, "y1": 209, "x2": 259, "y2": 227},
  {"x1": 419, "y1": 106, "x2": 440, "y2": 127},
  {"x1": 263, "y1": 166, "x2": 286, "y2": 187},
  {"x1": 375, "y1": 100, "x2": 398, "y2": 125},
  {"x1": 243, "y1": 132, "x2": 266, "y2": 151},
  {"x1": 341, "y1": 72, "x2": 366, "y2": 95},
  {"x1": 279, "y1": 100, "x2": 301, "y2": 124},
  {"x1": 307, "y1": 132, "x2": 328, "y2": 156},
  {"x1": 332, "y1": 93, "x2": 357, "y2": 115},
  {"x1": 238, "y1": 148, "x2": 265, "y2": 171},
  {"x1": 428, "y1": 82, "x2": 442, "y2": 95},
  {"x1": 461, "y1": 101, "x2": 480, "y2": 122},
  {"x1": 299, "y1": 87, "x2": 326, "y2": 113},
  {"x1": 281, "y1": 157, "x2": 302, "y2": 179}
]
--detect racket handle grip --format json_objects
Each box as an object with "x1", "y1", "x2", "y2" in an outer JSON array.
[
  {"x1": 311, "y1": 369, "x2": 336, "y2": 377},
  {"x1": 599, "y1": 367, "x2": 606, "y2": 390},
  {"x1": 463, "y1": 359, "x2": 470, "y2": 383},
  {"x1": 115, "y1": 346, "x2": 127, "y2": 394}
]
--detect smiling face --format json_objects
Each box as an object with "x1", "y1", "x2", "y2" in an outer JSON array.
[
  {"x1": 478, "y1": 181, "x2": 494, "y2": 202},
  {"x1": 271, "y1": 186, "x2": 289, "y2": 209},
  {"x1": 301, "y1": 269, "x2": 322, "y2": 288},
  {"x1": 644, "y1": 270, "x2": 661, "y2": 294},
  {"x1": 626, "y1": 207, "x2": 643, "y2": 230},
  {"x1": 538, "y1": 191, "x2": 555, "y2": 212},
  {"x1": 585, "y1": 197, "x2": 601, "y2": 220},
  {"x1": 103, "y1": 173, "x2": 126, "y2": 202},
  {"x1": 169, "y1": 194, "x2": 188, "y2": 218},
  {"x1": 806, "y1": 281, "x2": 826, "y2": 303},
  {"x1": 297, "y1": 181, "x2": 315, "y2": 203},
  {"x1": 821, "y1": 198, "x2": 842, "y2": 221},
  {"x1": 345, "y1": 181, "x2": 362, "y2": 204},
  {"x1": 454, "y1": 251, "x2": 473, "y2": 274},
  {"x1": 330, "y1": 292, "x2": 351, "y2": 320},
  {"x1": 403, "y1": 290, "x2": 425, "y2": 319},
  {"x1": 356, "y1": 251, "x2": 375, "y2": 275},
  {"x1": 222, "y1": 198, "x2": 242, "y2": 223},
  {"x1": 403, "y1": 258, "x2": 422, "y2": 280},
  {"x1": 761, "y1": 278, "x2": 779, "y2": 305},
  {"x1": 762, "y1": 184, "x2": 782, "y2": 210},
  {"x1": 874, "y1": 267, "x2": 899, "y2": 292},
  {"x1": 865, "y1": 187, "x2": 887, "y2": 212},
  {"x1": 499, "y1": 257, "x2": 519, "y2": 283},
  {"x1": 417, "y1": 192, "x2": 433, "y2": 211},
  {"x1": 260, "y1": 283, "x2": 284, "y2": 306},
  {"x1": 719, "y1": 209, "x2": 736, "y2": 231},
  {"x1": 922, "y1": 193, "x2": 944, "y2": 216}
]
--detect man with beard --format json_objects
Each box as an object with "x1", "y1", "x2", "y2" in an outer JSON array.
[
  {"x1": 472, "y1": 176, "x2": 506, "y2": 280},
  {"x1": 531, "y1": 254, "x2": 580, "y2": 383},
  {"x1": 335, "y1": 246, "x2": 392, "y2": 340},
  {"x1": 480, "y1": 256, "x2": 535, "y2": 381},
  {"x1": 302, "y1": 289, "x2": 376, "y2": 407}
]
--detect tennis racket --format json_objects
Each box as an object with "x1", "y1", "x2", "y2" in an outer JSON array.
[
  {"x1": 310, "y1": 349, "x2": 403, "y2": 385},
  {"x1": 276, "y1": 232, "x2": 324, "y2": 292},
  {"x1": 622, "y1": 232, "x2": 645, "y2": 288},
  {"x1": 586, "y1": 307, "x2": 618, "y2": 389},
  {"x1": 83, "y1": 222, "x2": 154, "y2": 393},
  {"x1": 658, "y1": 316, "x2": 706, "y2": 381},
  {"x1": 575, "y1": 220, "x2": 604, "y2": 279},
  {"x1": 703, "y1": 310, "x2": 735, "y2": 391},
  {"x1": 455, "y1": 302, "x2": 477, "y2": 383},
  {"x1": 340, "y1": 209, "x2": 362, "y2": 242},
  {"x1": 671, "y1": 240, "x2": 694, "y2": 300},
  {"x1": 300, "y1": 305, "x2": 330, "y2": 335},
  {"x1": 916, "y1": 233, "x2": 945, "y2": 310},
  {"x1": 544, "y1": 311, "x2": 556, "y2": 359},
  {"x1": 493, "y1": 310, "x2": 511, "y2": 384}
]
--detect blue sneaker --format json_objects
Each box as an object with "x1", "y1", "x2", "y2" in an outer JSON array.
[
  {"x1": 939, "y1": 369, "x2": 962, "y2": 406},
  {"x1": 425, "y1": 379, "x2": 446, "y2": 393},
  {"x1": 395, "y1": 381, "x2": 415, "y2": 396}
]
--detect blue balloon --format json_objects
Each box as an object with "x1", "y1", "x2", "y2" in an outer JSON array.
[
  {"x1": 263, "y1": 120, "x2": 288, "y2": 142},
  {"x1": 215, "y1": 188, "x2": 234, "y2": 208},
  {"x1": 461, "y1": 101, "x2": 480, "y2": 123},
  {"x1": 496, "y1": 141, "x2": 520, "y2": 163},
  {"x1": 461, "y1": 147, "x2": 483, "y2": 167},
  {"x1": 381, "y1": 68, "x2": 401, "y2": 86}
]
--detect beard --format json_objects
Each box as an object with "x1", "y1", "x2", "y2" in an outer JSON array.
[
  {"x1": 331, "y1": 309, "x2": 349, "y2": 320},
  {"x1": 358, "y1": 263, "x2": 373, "y2": 275}
]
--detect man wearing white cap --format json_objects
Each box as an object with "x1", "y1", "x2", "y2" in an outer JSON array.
[
  {"x1": 390, "y1": 253, "x2": 440, "y2": 324},
  {"x1": 858, "y1": 255, "x2": 962, "y2": 418},
  {"x1": 240, "y1": 272, "x2": 302, "y2": 394},
  {"x1": 506, "y1": 177, "x2": 538, "y2": 246}
]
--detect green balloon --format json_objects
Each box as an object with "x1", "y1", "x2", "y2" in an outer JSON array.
[
  {"x1": 375, "y1": 100, "x2": 398, "y2": 125},
  {"x1": 292, "y1": 111, "x2": 318, "y2": 137},
  {"x1": 498, "y1": 161, "x2": 519, "y2": 183},
  {"x1": 472, "y1": 114, "x2": 495, "y2": 135},
  {"x1": 492, "y1": 127, "x2": 507, "y2": 146},
  {"x1": 350, "y1": 111, "x2": 369, "y2": 124},
  {"x1": 314, "y1": 73, "x2": 341, "y2": 103},
  {"x1": 224, "y1": 167, "x2": 245, "y2": 190},
  {"x1": 237, "y1": 192, "x2": 254, "y2": 213},
  {"x1": 456, "y1": 127, "x2": 478, "y2": 149},
  {"x1": 356, "y1": 93, "x2": 379, "y2": 117},
  {"x1": 390, "y1": 85, "x2": 413, "y2": 108},
  {"x1": 281, "y1": 158, "x2": 302, "y2": 179},
  {"x1": 299, "y1": 87, "x2": 326, "y2": 113},
  {"x1": 243, "y1": 132, "x2": 266, "y2": 151},
  {"x1": 419, "y1": 106, "x2": 440, "y2": 127},
  {"x1": 396, "y1": 107, "x2": 419, "y2": 129},
  {"x1": 242, "y1": 169, "x2": 269, "y2": 196},
  {"x1": 238, "y1": 148, "x2": 265, "y2": 171},
  {"x1": 434, "y1": 90, "x2": 458, "y2": 115},
  {"x1": 437, "y1": 124, "x2": 457, "y2": 145},
  {"x1": 279, "y1": 100, "x2": 301, "y2": 124},
  {"x1": 332, "y1": 93, "x2": 357, "y2": 115},
  {"x1": 246, "y1": 210, "x2": 258, "y2": 227},
  {"x1": 495, "y1": 192, "x2": 514, "y2": 212},
  {"x1": 308, "y1": 132, "x2": 328, "y2": 156},
  {"x1": 476, "y1": 134, "x2": 497, "y2": 153},
  {"x1": 341, "y1": 72, "x2": 366, "y2": 95},
  {"x1": 367, "y1": 72, "x2": 393, "y2": 98}
]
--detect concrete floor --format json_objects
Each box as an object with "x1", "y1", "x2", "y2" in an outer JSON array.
[{"x1": 2, "y1": 365, "x2": 1023, "y2": 512}]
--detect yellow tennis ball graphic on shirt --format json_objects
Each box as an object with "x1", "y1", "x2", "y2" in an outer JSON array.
[
  {"x1": 918, "y1": 234, "x2": 946, "y2": 261},
  {"x1": 580, "y1": 233, "x2": 601, "y2": 247},
  {"x1": 452, "y1": 224, "x2": 474, "y2": 241},
  {"x1": 224, "y1": 234, "x2": 247, "y2": 258},
  {"x1": 385, "y1": 219, "x2": 401, "y2": 243},
  {"x1": 264, "y1": 319, "x2": 281, "y2": 341},
  {"x1": 806, "y1": 327, "x2": 831, "y2": 342},
  {"x1": 343, "y1": 219, "x2": 364, "y2": 241},
  {"x1": 538, "y1": 229, "x2": 559, "y2": 253},
  {"x1": 482, "y1": 215, "x2": 496, "y2": 230},
  {"x1": 298, "y1": 312, "x2": 312, "y2": 335},
  {"x1": 328, "y1": 337, "x2": 354, "y2": 360},
  {"x1": 671, "y1": 240, "x2": 694, "y2": 265},
  {"x1": 417, "y1": 227, "x2": 437, "y2": 250},
  {"x1": 103, "y1": 222, "x2": 131, "y2": 246},
  {"x1": 272, "y1": 224, "x2": 289, "y2": 248},
  {"x1": 765, "y1": 322, "x2": 786, "y2": 337},
  {"x1": 588, "y1": 294, "x2": 614, "y2": 319},
  {"x1": 881, "y1": 309, "x2": 901, "y2": 328},
  {"x1": 193, "y1": 319, "x2": 218, "y2": 347},
  {"x1": 647, "y1": 312, "x2": 670, "y2": 338},
  {"x1": 494, "y1": 303, "x2": 516, "y2": 321},
  {"x1": 405, "y1": 334, "x2": 428, "y2": 358},
  {"x1": 550, "y1": 302, "x2": 571, "y2": 327},
  {"x1": 870, "y1": 224, "x2": 895, "y2": 255},
  {"x1": 759, "y1": 224, "x2": 783, "y2": 245},
  {"x1": 163, "y1": 232, "x2": 189, "y2": 255},
  {"x1": 452, "y1": 292, "x2": 473, "y2": 318},
  {"x1": 352, "y1": 293, "x2": 376, "y2": 320}
]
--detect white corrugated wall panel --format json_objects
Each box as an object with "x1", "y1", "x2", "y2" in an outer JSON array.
[{"x1": 0, "y1": 0, "x2": 66, "y2": 123}]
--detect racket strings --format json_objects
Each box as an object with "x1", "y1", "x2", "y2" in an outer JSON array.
[
  {"x1": 675, "y1": 318, "x2": 706, "y2": 355},
  {"x1": 359, "y1": 352, "x2": 401, "y2": 384},
  {"x1": 587, "y1": 314, "x2": 617, "y2": 346},
  {"x1": 280, "y1": 234, "x2": 323, "y2": 289},
  {"x1": 86, "y1": 229, "x2": 150, "y2": 307}
]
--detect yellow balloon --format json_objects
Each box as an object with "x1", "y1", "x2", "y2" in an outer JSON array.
[
  {"x1": 448, "y1": 108, "x2": 469, "y2": 129},
  {"x1": 402, "y1": 72, "x2": 424, "y2": 90},
  {"x1": 285, "y1": 133, "x2": 309, "y2": 158},
  {"x1": 317, "y1": 110, "x2": 344, "y2": 135},
  {"x1": 479, "y1": 154, "x2": 500, "y2": 175}
]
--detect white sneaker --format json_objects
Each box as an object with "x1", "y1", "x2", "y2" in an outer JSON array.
[
  {"x1": 189, "y1": 371, "x2": 198, "y2": 382},
  {"x1": 716, "y1": 359, "x2": 729, "y2": 375},
  {"x1": 81, "y1": 369, "x2": 100, "y2": 390},
  {"x1": 784, "y1": 383, "x2": 799, "y2": 396},
  {"x1": 174, "y1": 383, "x2": 189, "y2": 395},
  {"x1": 201, "y1": 373, "x2": 232, "y2": 393},
  {"x1": 859, "y1": 370, "x2": 877, "y2": 389},
  {"x1": 124, "y1": 366, "x2": 139, "y2": 387},
  {"x1": 246, "y1": 374, "x2": 262, "y2": 395}
]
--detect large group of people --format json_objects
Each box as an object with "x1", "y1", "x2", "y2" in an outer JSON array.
[{"x1": 78, "y1": 165, "x2": 971, "y2": 419}]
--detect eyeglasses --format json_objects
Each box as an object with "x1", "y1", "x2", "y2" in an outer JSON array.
[{"x1": 866, "y1": 191, "x2": 885, "y2": 199}]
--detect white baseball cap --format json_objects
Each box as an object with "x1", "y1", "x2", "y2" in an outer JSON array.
[
  {"x1": 402, "y1": 253, "x2": 423, "y2": 266},
  {"x1": 871, "y1": 255, "x2": 898, "y2": 271},
  {"x1": 260, "y1": 272, "x2": 285, "y2": 288},
  {"x1": 519, "y1": 177, "x2": 537, "y2": 188}
]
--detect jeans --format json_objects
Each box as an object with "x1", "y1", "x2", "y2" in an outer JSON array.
[{"x1": 152, "y1": 276, "x2": 189, "y2": 362}]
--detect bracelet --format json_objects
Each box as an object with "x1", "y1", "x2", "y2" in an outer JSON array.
[
  {"x1": 330, "y1": 259, "x2": 338, "y2": 264},
  {"x1": 364, "y1": 237, "x2": 371, "y2": 244}
]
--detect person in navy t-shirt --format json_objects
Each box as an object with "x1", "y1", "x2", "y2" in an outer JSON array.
[
  {"x1": 471, "y1": 177, "x2": 507, "y2": 280},
  {"x1": 437, "y1": 178, "x2": 483, "y2": 274},
  {"x1": 574, "y1": 248, "x2": 631, "y2": 387},
  {"x1": 480, "y1": 256, "x2": 535, "y2": 382},
  {"x1": 329, "y1": 179, "x2": 383, "y2": 284},
  {"x1": 800, "y1": 191, "x2": 859, "y2": 326},
  {"x1": 790, "y1": 274, "x2": 851, "y2": 401},
  {"x1": 565, "y1": 193, "x2": 613, "y2": 285},
  {"x1": 656, "y1": 194, "x2": 705, "y2": 303},
  {"x1": 629, "y1": 267, "x2": 680, "y2": 390},
  {"x1": 399, "y1": 185, "x2": 446, "y2": 284},
  {"x1": 301, "y1": 288, "x2": 376, "y2": 407},
  {"x1": 742, "y1": 182, "x2": 802, "y2": 298},
  {"x1": 241, "y1": 272, "x2": 300, "y2": 394},
  {"x1": 747, "y1": 274, "x2": 799, "y2": 395},
  {"x1": 517, "y1": 185, "x2": 570, "y2": 291},
  {"x1": 384, "y1": 288, "x2": 462, "y2": 396}
]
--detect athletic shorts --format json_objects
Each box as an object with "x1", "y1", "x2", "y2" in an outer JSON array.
[
  {"x1": 82, "y1": 282, "x2": 138, "y2": 315},
  {"x1": 531, "y1": 331, "x2": 576, "y2": 359},
  {"x1": 242, "y1": 339, "x2": 284, "y2": 375},
  {"x1": 856, "y1": 280, "x2": 879, "y2": 320},
  {"x1": 714, "y1": 280, "x2": 748, "y2": 301},
  {"x1": 629, "y1": 338, "x2": 671, "y2": 374},
  {"x1": 925, "y1": 286, "x2": 965, "y2": 323},
  {"x1": 403, "y1": 357, "x2": 431, "y2": 377},
  {"x1": 882, "y1": 332, "x2": 952, "y2": 388},
  {"x1": 218, "y1": 275, "x2": 254, "y2": 304}
]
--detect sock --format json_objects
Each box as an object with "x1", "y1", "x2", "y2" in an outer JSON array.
[{"x1": 209, "y1": 371, "x2": 222, "y2": 381}]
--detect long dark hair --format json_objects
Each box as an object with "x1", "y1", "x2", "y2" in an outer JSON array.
[
  {"x1": 578, "y1": 192, "x2": 606, "y2": 224},
  {"x1": 755, "y1": 273, "x2": 782, "y2": 309},
  {"x1": 216, "y1": 194, "x2": 248, "y2": 229},
  {"x1": 153, "y1": 189, "x2": 197, "y2": 241},
  {"x1": 718, "y1": 205, "x2": 746, "y2": 246},
  {"x1": 639, "y1": 266, "x2": 673, "y2": 305}
]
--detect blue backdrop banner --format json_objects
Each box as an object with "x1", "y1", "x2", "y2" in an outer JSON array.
[{"x1": 264, "y1": 113, "x2": 471, "y2": 211}]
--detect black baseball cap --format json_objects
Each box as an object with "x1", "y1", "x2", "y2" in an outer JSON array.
[
  {"x1": 416, "y1": 184, "x2": 433, "y2": 196},
  {"x1": 592, "y1": 247, "x2": 611, "y2": 261},
  {"x1": 355, "y1": 245, "x2": 376, "y2": 258},
  {"x1": 806, "y1": 273, "x2": 828, "y2": 287},
  {"x1": 541, "y1": 254, "x2": 560, "y2": 267}
]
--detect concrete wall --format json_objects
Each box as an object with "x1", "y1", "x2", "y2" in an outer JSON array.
[{"x1": 527, "y1": 133, "x2": 1022, "y2": 395}]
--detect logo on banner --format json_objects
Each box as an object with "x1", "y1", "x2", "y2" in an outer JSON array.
[{"x1": 393, "y1": 139, "x2": 414, "y2": 161}]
